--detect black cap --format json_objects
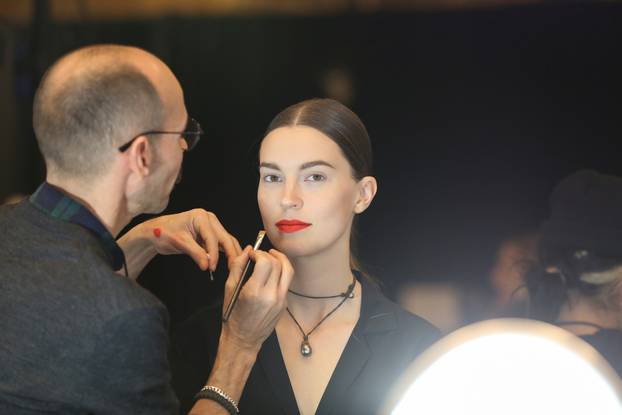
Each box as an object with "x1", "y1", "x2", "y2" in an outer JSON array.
[{"x1": 539, "y1": 170, "x2": 622, "y2": 259}]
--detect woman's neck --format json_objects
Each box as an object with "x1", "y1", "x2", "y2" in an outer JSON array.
[
  {"x1": 286, "y1": 241, "x2": 357, "y2": 320},
  {"x1": 558, "y1": 294, "x2": 620, "y2": 335}
]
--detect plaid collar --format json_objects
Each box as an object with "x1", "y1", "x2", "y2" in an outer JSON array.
[{"x1": 29, "y1": 182, "x2": 126, "y2": 272}]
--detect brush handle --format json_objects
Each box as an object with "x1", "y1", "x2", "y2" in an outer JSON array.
[{"x1": 222, "y1": 231, "x2": 265, "y2": 322}]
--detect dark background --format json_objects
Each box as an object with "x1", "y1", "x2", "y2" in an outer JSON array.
[{"x1": 3, "y1": 2, "x2": 621, "y2": 326}]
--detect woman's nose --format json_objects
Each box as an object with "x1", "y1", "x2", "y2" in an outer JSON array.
[{"x1": 280, "y1": 183, "x2": 303, "y2": 209}]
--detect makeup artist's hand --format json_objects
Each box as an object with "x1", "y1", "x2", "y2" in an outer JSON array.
[
  {"x1": 117, "y1": 209, "x2": 242, "y2": 280},
  {"x1": 189, "y1": 247, "x2": 293, "y2": 415},
  {"x1": 221, "y1": 246, "x2": 294, "y2": 352}
]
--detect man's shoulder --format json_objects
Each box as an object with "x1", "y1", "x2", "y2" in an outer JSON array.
[
  {"x1": 0, "y1": 200, "x2": 32, "y2": 230},
  {"x1": 0, "y1": 199, "x2": 92, "y2": 252},
  {"x1": 0, "y1": 202, "x2": 173, "y2": 414},
  {"x1": 0, "y1": 199, "x2": 165, "y2": 318}
]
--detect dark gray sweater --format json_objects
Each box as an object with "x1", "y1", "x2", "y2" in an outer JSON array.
[{"x1": 0, "y1": 200, "x2": 179, "y2": 414}]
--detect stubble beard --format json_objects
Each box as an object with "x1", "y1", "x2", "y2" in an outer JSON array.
[{"x1": 137, "y1": 168, "x2": 173, "y2": 214}]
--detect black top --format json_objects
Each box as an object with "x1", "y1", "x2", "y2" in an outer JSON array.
[
  {"x1": 579, "y1": 329, "x2": 622, "y2": 379},
  {"x1": 171, "y1": 277, "x2": 440, "y2": 415}
]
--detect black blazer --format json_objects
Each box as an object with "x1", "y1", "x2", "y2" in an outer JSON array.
[
  {"x1": 171, "y1": 278, "x2": 440, "y2": 415},
  {"x1": 580, "y1": 329, "x2": 622, "y2": 378}
]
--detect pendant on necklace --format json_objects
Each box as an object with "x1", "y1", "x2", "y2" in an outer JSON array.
[{"x1": 301, "y1": 336, "x2": 312, "y2": 357}]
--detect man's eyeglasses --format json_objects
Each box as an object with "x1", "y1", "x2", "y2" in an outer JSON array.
[{"x1": 118, "y1": 117, "x2": 203, "y2": 152}]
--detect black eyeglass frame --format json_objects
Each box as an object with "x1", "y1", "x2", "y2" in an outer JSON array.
[{"x1": 118, "y1": 117, "x2": 203, "y2": 152}]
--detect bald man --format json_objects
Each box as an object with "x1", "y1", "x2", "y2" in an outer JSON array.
[{"x1": 0, "y1": 45, "x2": 293, "y2": 415}]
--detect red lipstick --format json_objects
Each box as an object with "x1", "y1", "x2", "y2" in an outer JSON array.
[{"x1": 276, "y1": 219, "x2": 311, "y2": 233}]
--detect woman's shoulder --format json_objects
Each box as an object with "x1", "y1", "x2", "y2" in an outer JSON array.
[
  {"x1": 580, "y1": 329, "x2": 622, "y2": 377},
  {"x1": 393, "y1": 302, "x2": 439, "y2": 335},
  {"x1": 580, "y1": 328, "x2": 622, "y2": 353},
  {"x1": 361, "y1": 280, "x2": 441, "y2": 342},
  {"x1": 356, "y1": 280, "x2": 442, "y2": 391}
]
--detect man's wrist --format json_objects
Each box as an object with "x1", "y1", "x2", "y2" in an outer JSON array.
[
  {"x1": 194, "y1": 385, "x2": 239, "y2": 414},
  {"x1": 135, "y1": 221, "x2": 159, "y2": 257},
  {"x1": 117, "y1": 221, "x2": 158, "y2": 279},
  {"x1": 215, "y1": 332, "x2": 260, "y2": 373},
  {"x1": 205, "y1": 333, "x2": 260, "y2": 404}
]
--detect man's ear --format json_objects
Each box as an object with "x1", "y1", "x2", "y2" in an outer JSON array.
[
  {"x1": 125, "y1": 136, "x2": 153, "y2": 179},
  {"x1": 354, "y1": 176, "x2": 378, "y2": 214}
]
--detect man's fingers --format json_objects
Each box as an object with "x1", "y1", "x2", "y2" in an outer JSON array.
[
  {"x1": 269, "y1": 249, "x2": 294, "y2": 297},
  {"x1": 246, "y1": 250, "x2": 277, "y2": 288},
  {"x1": 198, "y1": 212, "x2": 243, "y2": 271},
  {"x1": 264, "y1": 251, "x2": 282, "y2": 291},
  {"x1": 168, "y1": 234, "x2": 210, "y2": 270},
  {"x1": 219, "y1": 234, "x2": 242, "y2": 268},
  {"x1": 223, "y1": 246, "x2": 251, "y2": 303},
  {"x1": 231, "y1": 236, "x2": 243, "y2": 257},
  {"x1": 223, "y1": 236, "x2": 243, "y2": 270},
  {"x1": 197, "y1": 218, "x2": 219, "y2": 272}
]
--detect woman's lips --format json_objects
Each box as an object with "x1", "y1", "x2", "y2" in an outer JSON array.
[{"x1": 276, "y1": 219, "x2": 312, "y2": 233}]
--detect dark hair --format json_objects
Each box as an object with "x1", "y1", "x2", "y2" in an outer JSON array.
[
  {"x1": 261, "y1": 98, "x2": 374, "y2": 277},
  {"x1": 265, "y1": 98, "x2": 373, "y2": 179},
  {"x1": 526, "y1": 170, "x2": 622, "y2": 322},
  {"x1": 33, "y1": 52, "x2": 163, "y2": 178},
  {"x1": 525, "y1": 249, "x2": 622, "y2": 323}
]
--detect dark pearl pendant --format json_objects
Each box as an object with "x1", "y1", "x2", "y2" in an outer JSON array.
[{"x1": 301, "y1": 337, "x2": 312, "y2": 357}]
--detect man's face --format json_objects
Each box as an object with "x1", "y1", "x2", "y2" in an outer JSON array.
[{"x1": 137, "y1": 71, "x2": 188, "y2": 214}]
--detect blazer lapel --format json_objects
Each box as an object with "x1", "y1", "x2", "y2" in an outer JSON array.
[
  {"x1": 316, "y1": 278, "x2": 397, "y2": 415},
  {"x1": 315, "y1": 326, "x2": 371, "y2": 415},
  {"x1": 258, "y1": 330, "x2": 300, "y2": 414}
]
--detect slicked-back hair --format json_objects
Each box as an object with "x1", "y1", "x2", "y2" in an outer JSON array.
[
  {"x1": 33, "y1": 57, "x2": 163, "y2": 179},
  {"x1": 265, "y1": 98, "x2": 373, "y2": 180},
  {"x1": 262, "y1": 98, "x2": 375, "y2": 280}
]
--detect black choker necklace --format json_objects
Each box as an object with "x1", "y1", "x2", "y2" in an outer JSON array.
[
  {"x1": 288, "y1": 275, "x2": 356, "y2": 299},
  {"x1": 286, "y1": 276, "x2": 356, "y2": 357}
]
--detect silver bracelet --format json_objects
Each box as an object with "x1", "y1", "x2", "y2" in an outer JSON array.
[{"x1": 200, "y1": 385, "x2": 240, "y2": 413}]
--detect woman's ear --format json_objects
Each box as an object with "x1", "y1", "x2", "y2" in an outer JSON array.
[{"x1": 354, "y1": 176, "x2": 377, "y2": 214}]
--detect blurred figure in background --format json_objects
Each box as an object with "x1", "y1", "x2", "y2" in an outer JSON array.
[
  {"x1": 489, "y1": 231, "x2": 538, "y2": 316},
  {"x1": 526, "y1": 170, "x2": 622, "y2": 376},
  {"x1": 398, "y1": 231, "x2": 539, "y2": 332},
  {"x1": 397, "y1": 282, "x2": 464, "y2": 333}
]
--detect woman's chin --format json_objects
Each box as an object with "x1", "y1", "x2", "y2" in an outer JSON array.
[{"x1": 270, "y1": 238, "x2": 318, "y2": 259}]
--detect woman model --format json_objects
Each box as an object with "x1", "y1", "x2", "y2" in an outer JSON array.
[
  {"x1": 526, "y1": 169, "x2": 622, "y2": 377},
  {"x1": 172, "y1": 98, "x2": 440, "y2": 415}
]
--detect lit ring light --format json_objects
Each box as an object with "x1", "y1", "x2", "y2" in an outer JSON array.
[{"x1": 382, "y1": 318, "x2": 622, "y2": 415}]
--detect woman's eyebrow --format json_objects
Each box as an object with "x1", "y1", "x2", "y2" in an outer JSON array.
[
  {"x1": 300, "y1": 160, "x2": 335, "y2": 170},
  {"x1": 259, "y1": 160, "x2": 335, "y2": 170},
  {"x1": 259, "y1": 162, "x2": 281, "y2": 170}
]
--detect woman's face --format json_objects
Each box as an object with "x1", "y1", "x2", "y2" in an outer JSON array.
[{"x1": 257, "y1": 125, "x2": 364, "y2": 258}]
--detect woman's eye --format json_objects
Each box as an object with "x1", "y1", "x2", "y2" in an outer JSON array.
[
  {"x1": 305, "y1": 174, "x2": 326, "y2": 182},
  {"x1": 263, "y1": 174, "x2": 282, "y2": 183}
]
